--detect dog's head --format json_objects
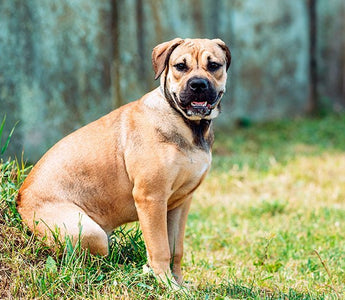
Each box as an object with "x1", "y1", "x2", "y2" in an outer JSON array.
[{"x1": 152, "y1": 38, "x2": 231, "y2": 121}]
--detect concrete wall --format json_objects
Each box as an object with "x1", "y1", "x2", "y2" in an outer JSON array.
[
  {"x1": 0, "y1": 0, "x2": 113, "y2": 160},
  {"x1": 1, "y1": 0, "x2": 344, "y2": 161},
  {"x1": 317, "y1": 0, "x2": 345, "y2": 110}
]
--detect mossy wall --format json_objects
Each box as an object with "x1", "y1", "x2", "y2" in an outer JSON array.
[{"x1": 1, "y1": 0, "x2": 344, "y2": 161}]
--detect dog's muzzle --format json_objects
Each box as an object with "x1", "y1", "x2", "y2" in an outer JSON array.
[{"x1": 174, "y1": 77, "x2": 223, "y2": 118}]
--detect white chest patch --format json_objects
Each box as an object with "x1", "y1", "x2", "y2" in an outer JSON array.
[{"x1": 188, "y1": 150, "x2": 212, "y2": 179}]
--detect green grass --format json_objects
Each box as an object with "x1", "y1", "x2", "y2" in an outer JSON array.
[{"x1": 1, "y1": 114, "x2": 345, "y2": 299}]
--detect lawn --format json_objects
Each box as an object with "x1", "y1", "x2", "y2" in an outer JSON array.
[{"x1": 1, "y1": 114, "x2": 345, "y2": 299}]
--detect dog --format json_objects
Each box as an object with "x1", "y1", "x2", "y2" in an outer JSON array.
[{"x1": 17, "y1": 38, "x2": 231, "y2": 286}]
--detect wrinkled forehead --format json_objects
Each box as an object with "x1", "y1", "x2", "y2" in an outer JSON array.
[{"x1": 169, "y1": 39, "x2": 226, "y2": 64}]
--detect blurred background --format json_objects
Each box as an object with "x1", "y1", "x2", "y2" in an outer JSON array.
[{"x1": 0, "y1": 0, "x2": 344, "y2": 161}]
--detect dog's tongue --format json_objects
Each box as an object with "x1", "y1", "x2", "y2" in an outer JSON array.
[{"x1": 191, "y1": 101, "x2": 207, "y2": 107}]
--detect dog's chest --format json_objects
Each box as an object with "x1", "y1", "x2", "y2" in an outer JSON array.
[
  {"x1": 185, "y1": 150, "x2": 211, "y2": 178},
  {"x1": 169, "y1": 149, "x2": 211, "y2": 207}
]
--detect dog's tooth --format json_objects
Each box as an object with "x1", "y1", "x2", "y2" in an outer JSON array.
[{"x1": 191, "y1": 101, "x2": 208, "y2": 107}]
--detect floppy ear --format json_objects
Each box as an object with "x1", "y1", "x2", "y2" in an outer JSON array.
[
  {"x1": 213, "y1": 38, "x2": 231, "y2": 71},
  {"x1": 152, "y1": 38, "x2": 184, "y2": 80}
]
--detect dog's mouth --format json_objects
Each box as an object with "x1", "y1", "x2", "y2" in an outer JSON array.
[
  {"x1": 187, "y1": 100, "x2": 216, "y2": 116},
  {"x1": 173, "y1": 92, "x2": 223, "y2": 118}
]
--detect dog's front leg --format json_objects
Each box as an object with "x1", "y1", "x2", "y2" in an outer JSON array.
[
  {"x1": 167, "y1": 196, "x2": 192, "y2": 284},
  {"x1": 133, "y1": 188, "x2": 176, "y2": 285}
]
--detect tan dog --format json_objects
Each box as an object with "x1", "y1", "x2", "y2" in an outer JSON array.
[{"x1": 17, "y1": 38, "x2": 231, "y2": 285}]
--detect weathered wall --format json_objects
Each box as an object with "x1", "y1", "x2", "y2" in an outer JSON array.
[
  {"x1": 1, "y1": 0, "x2": 344, "y2": 161},
  {"x1": 317, "y1": 0, "x2": 345, "y2": 110},
  {"x1": 229, "y1": 0, "x2": 309, "y2": 121},
  {"x1": 0, "y1": 0, "x2": 113, "y2": 160},
  {"x1": 114, "y1": 0, "x2": 311, "y2": 125}
]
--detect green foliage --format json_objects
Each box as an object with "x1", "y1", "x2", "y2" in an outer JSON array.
[
  {"x1": 108, "y1": 225, "x2": 147, "y2": 267},
  {"x1": 0, "y1": 115, "x2": 18, "y2": 156},
  {"x1": 1, "y1": 114, "x2": 345, "y2": 298}
]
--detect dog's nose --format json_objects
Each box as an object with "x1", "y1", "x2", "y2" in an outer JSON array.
[{"x1": 189, "y1": 78, "x2": 209, "y2": 93}]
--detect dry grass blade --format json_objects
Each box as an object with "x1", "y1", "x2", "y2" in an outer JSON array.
[{"x1": 313, "y1": 249, "x2": 341, "y2": 299}]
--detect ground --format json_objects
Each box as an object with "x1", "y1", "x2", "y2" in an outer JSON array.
[{"x1": 1, "y1": 114, "x2": 345, "y2": 299}]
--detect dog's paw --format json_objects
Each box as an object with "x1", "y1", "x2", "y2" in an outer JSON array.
[
  {"x1": 142, "y1": 264, "x2": 181, "y2": 290},
  {"x1": 157, "y1": 272, "x2": 180, "y2": 290},
  {"x1": 142, "y1": 263, "x2": 153, "y2": 275}
]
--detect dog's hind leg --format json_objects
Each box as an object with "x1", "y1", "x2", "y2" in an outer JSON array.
[{"x1": 19, "y1": 201, "x2": 109, "y2": 256}]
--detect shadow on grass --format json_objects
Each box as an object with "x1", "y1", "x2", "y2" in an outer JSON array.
[{"x1": 108, "y1": 224, "x2": 147, "y2": 267}]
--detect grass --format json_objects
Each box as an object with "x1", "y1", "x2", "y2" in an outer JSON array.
[{"x1": 1, "y1": 113, "x2": 345, "y2": 299}]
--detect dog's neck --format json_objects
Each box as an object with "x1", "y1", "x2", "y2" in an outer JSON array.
[
  {"x1": 161, "y1": 84, "x2": 214, "y2": 152},
  {"x1": 183, "y1": 118, "x2": 214, "y2": 152}
]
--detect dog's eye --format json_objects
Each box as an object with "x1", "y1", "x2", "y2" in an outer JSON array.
[
  {"x1": 174, "y1": 63, "x2": 188, "y2": 72},
  {"x1": 207, "y1": 62, "x2": 222, "y2": 72}
]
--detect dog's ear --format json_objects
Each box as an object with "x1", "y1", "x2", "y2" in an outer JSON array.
[
  {"x1": 152, "y1": 38, "x2": 184, "y2": 80},
  {"x1": 213, "y1": 39, "x2": 231, "y2": 71}
]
